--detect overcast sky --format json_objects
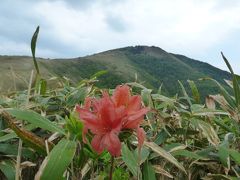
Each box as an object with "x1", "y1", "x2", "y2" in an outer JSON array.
[{"x1": 0, "y1": 0, "x2": 240, "y2": 73}]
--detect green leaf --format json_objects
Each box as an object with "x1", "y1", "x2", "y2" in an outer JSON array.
[
  {"x1": 143, "y1": 161, "x2": 156, "y2": 180},
  {"x1": 66, "y1": 87, "x2": 91, "y2": 106},
  {"x1": 213, "y1": 118, "x2": 233, "y2": 133},
  {"x1": 90, "y1": 70, "x2": 108, "y2": 79},
  {"x1": 178, "y1": 81, "x2": 192, "y2": 106},
  {"x1": 65, "y1": 113, "x2": 83, "y2": 140},
  {"x1": 154, "y1": 129, "x2": 170, "y2": 145},
  {"x1": 31, "y1": 26, "x2": 40, "y2": 74},
  {"x1": 0, "y1": 132, "x2": 17, "y2": 142},
  {"x1": 37, "y1": 139, "x2": 77, "y2": 180},
  {"x1": 218, "y1": 144, "x2": 230, "y2": 168},
  {"x1": 121, "y1": 144, "x2": 139, "y2": 177},
  {"x1": 40, "y1": 78, "x2": 47, "y2": 95},
  {"x1": 196, "y1": 146, "x2": 216, "y2": 158},
  {"x1": 172, "y1": 149, "x2": 203, "y2": 159},
  {"x1": 152, "y1": 165, "x2": 173, "y2": 179},
  {"x1": 0, "y1": 160, "x2": 15, "y2": 180},
  {"x1": 191, "y1": 118, "x2": 220, "y2": 146},
  {"x1": 188, "y1": 80, "x2": 200, "y2": 103},
  {"x1": 7, "y1": 109, "x2": 65, "y2": 135},
  {"x1": 144, "y1": 142, "x2": 186, "y2": 174},
  {"x1": 202, "y1": 78, "x2": 235, "y2": 108},
  {"x1": 229, "y1": 149, "x2": 240, "y2": 165},
  {"x1": 134, "y1": 147, "x2": 150, "y2": 165},
  {"x1": 0, "y1": 123, "x2": 36, "y2": 142},
  {"x1": 141, "y1": 89, "x2": 154, "y2": 108},
  {"x1": 192, "y1": 108, "x2": 229, "y2": 116},
  {"x1": 221, "y1": 52, "x2": 240, "y2": 107},
  {"x1": 0, "y1": 143, "x2": 34, "y2": 158},
  {"x1": 205, "y1": 174, "x2": 239, "y2": 180},
  {"x1": 127, "y1": 82, "x2": 148, "y2": 90},
  {"x1": 112, "y1": 168, "x2": 130, "y2": 180}
]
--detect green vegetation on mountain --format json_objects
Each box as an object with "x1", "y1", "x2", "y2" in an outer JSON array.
[{"x1": 0, "y1": 46, "x2": 232, "y2": 98}]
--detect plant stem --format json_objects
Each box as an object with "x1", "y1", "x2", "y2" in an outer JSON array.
[
  {"x1": 137, "y1": 147, "x2": 141, "y2": 180},
  {"x1": 109, "y1": 155, "x2": 114, "y2": 180},
  {"x1": 15, "y1": 139, "x2": 22, "y2": 180}
]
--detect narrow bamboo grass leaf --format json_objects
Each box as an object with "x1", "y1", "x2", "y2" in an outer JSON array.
[
  {"x1": 0, "y1": 132, "x2": 17, "y2": 142},
  {"x1": 178, "y1": 80, "x2": 192, "y2": 107},
  {"x1": 1, "y1": 111, "x2": 52, "y2": 155},
  {"x1": 224, "y1": 79, "x2": 233, "y2": 88},
  {"x1": 31, "y1": 26, "x2": 40, "y2": 74},
  {"x1": 229, "y1": 149, "x2": 240, "y2": 165},
  {"x1": 0, "y1": 160, "x2": 15, "y2": 180},
  {"x1": 36, "y1": 139, "x2": 77, "y2": 180},
  {"x1": 213, "y1": 118, "x2": 234, "y2": 133},
  {"x1": 126, "y1": 82, "x2": 148, "y2": 90},
  {"x1": 81, "y1": 160, "x2": 92, "y2": 179},
  {"x1": 205, "y1": 174, "x2": 239, "y2": 180},
  {"x1": 218, "y1": 144, "x2": 230, "y2": 168},
  {"x1": 0, "y1": 143, "x2": 34, "y2": 158},
  {"x1": 154, "y1": 129, "x2": 170, "y2": 145},
  {"x1": 7, "y1": 109, "x2": 65, "y2": 135},
  {"x1": 0, "y1": 124, "x2": 36, "y2": 142},
  {"x1": 134, "y1": 147, "x2": 150, "y2": 165},
  {"x1": 143, "y1": 161, "x2": 156, "y2": 180},
  {"x1": 236, "y1": 74, "x2": 240, "y2": 81},
  {"x1": 144, "y1": 141, "x2": 187, "y2": 174},
  {"x1": 152, "y1": 94, "x2": 176, "y2": 105},
  {"x1": 201, "y1": 77, "x2": 235, "y2": 107},
  {"x1": 90, "y1": 70, "x2": 108, "y2": 79},
  {"x1": 66, "y1": 86, "x2": 91, "y2": 106},
  {"x1": 188, "y1": 80, "x2": 200, "y2": 104},
  {"x1": 171, "y1": 149, "x2": 203, "y2": 160},
  {"x1": 141, "y1": 89, "x2": 154, "y2": 108},
  {"x1": 206, "y1": 96, "x2": 216, "y2": 110},
  {"x1": 191, "y1": 119, "x2": 220, "y2": 146},
  {"x1": 157, "y1": 83, "x2": 163, "y2": 94},
  {"x1": 221, "y1": 52, "x2": 240, "y2": 107},
  {"x1": 192, "y1": 109, "x2": 229, "y2": 116},
  {"x1": 121, "y1": 144, "x2": 138, "y2": 177},
  {"x1": 153, "y1": 165, "x2": 173, "y2": 179},
  {"x1": 39, "y1": 79, "x2": 47, "y2": 95}
]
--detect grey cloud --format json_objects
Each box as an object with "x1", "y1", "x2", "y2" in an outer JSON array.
[
  {"x1": 105, "y1": 16, "x2": 127, "y2": 33},
  {"x1": 0, "y1": 0, "x2": 83, "y2": 58},
  {"x1": 49, "y1": 0, "x2": 126, "y2": 10},
  {"x1": 212, "y1": 0, "x2": 240, "y2": 10},
  {"x1": 0, "y1": 0, "x2": 41, "y2": 43}
]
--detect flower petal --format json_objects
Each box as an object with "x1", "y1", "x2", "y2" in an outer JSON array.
[
  {"x1": 137, "y1": 127, "x2": 145, "y2": 149},
  {"x1": 91, "y1": 134, "x2": 104, "y2": 154},
  {"x1": 102, "y1": 131, "x2": 121, "y2": 156},
  {"x1": 76, "y1": 106, "x2": 97, "y2": 122},
  {"x1": 127, "y1": 95, "x2": 141, "y2": 113},
  {"x1": 112, "y1": 85, "x2": 130, "y2": 107},
  {"x1": 128, "y1": 108, "x2": 149, "y2": 121},
  {"x1": 76, "y1": 106, "x2": 104, "y2": 133},
  {"x1": 99, "y1": 96, "x2": 117, "y2": 126},
  {"x1": 123, "y1": 108, "x2": 149, "y2": 129}
]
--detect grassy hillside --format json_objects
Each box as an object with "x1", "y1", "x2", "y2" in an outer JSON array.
[{"x1": 0, "y1": 46, "x2": 231, "y2": 97}]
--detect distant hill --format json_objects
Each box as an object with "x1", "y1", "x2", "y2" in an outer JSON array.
[{"x1": 0, "y1": 46, "x2": 232, "y2": 97}]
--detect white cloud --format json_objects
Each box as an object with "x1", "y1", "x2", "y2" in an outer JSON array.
[{"x1": 0, "y1": 0, "x2": 240, "y2": 73}]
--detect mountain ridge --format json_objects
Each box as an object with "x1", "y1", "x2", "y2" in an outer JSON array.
[{"x1": 0, "y1": 45, "x2": 231, "y2": 97}]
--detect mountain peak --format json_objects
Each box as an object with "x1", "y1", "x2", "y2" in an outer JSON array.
[{"x1": 115, "y1": 45, "x2": 166, "y2": 54}]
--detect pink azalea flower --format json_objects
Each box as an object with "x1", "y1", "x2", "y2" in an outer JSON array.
[{"x1": 76, "y1": 85, "x2": 149, "y2": 156}]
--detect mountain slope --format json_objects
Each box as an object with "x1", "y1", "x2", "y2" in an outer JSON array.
[{"x1": 0, "y1": 46, "x2": 231, "y2": 97}]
